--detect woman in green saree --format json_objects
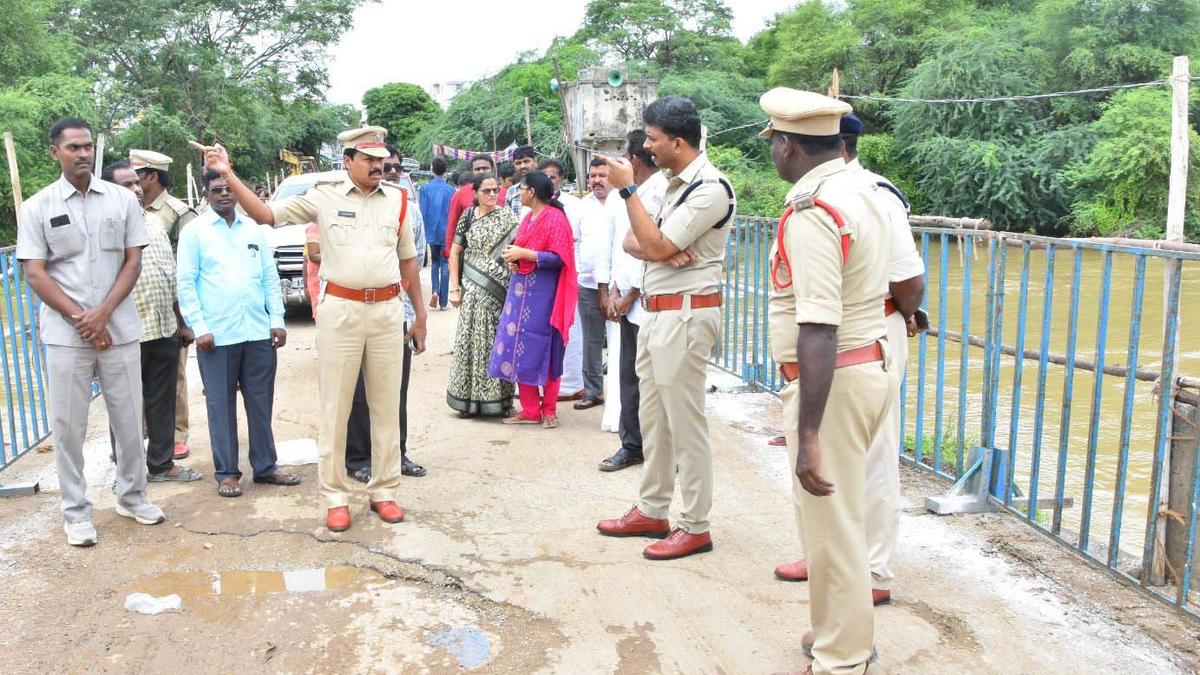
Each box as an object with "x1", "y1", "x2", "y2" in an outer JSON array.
[{"x1": 446, "y1": 173, "x2": 520, "y2": 416}]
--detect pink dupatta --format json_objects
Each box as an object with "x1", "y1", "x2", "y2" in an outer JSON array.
[{"x1": 514, "y1": 206, "x2": 578, "y2": 344}]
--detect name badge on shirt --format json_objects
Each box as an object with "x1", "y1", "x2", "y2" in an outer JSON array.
[
  {"x1": 337, "y1": 210, "x2": 355, "y2": 218},
  {"x1": 50, "y1": 214, "x2": 70, "y2": 228}
]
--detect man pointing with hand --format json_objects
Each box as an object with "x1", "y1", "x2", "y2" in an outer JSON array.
[{"x1": 194, "y1": 126, "x2": 426, "y2": 532}]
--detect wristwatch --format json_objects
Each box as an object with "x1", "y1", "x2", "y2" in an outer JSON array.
[{"x1": 618, "y1": 184, "x2": 638, "y2": 200}]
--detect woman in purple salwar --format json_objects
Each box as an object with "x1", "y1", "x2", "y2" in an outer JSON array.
[{"x1": 487, "y1": 171, "x2": 578, "y2": 428}]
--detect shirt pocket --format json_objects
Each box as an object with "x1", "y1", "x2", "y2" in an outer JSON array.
[
  {"x1": 327, "y1": 221, "x2": 355, "y2": 246},
  {"x1": 100, "y1": 218, "x2": 124, "y2": 251},
  {"x1": 376, "y1": 220, "x2": 399, "y2": 248},
  {"x1": 44, "y1": 221, "x2": 87, "y2": 260}
]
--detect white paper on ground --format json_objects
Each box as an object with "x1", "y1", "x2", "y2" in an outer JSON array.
[
  {"x1": 274, "y1": 438, "x2": 319, "y2": 465},
  {"x1": 124, "y1": 593, "x2": 182, "y2": 615}
]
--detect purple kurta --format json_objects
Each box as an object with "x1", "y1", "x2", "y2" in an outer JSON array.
[{"x1": 487, "y1": 251, "x2": 566, "y2": 386}]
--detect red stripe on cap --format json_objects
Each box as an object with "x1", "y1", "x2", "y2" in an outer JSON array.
[{"x1": 355, "y1": 142, "x2": 387, "y2": 149}]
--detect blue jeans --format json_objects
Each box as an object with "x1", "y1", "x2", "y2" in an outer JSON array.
[{"x1": 429, "y1": 244, "x2": 449, "y2": 307}]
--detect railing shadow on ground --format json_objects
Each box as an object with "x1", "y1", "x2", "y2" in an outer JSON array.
[{"x1": 714, "y1": 215, "x2": 1200, "y2": 618}]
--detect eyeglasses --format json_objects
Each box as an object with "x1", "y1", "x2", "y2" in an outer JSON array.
[
  {"x1": 207, "y1": 186, "x2": 231, "y2": 195},
  {"x1": 383, "y1": 163, "x2": 401, "y2": 172},
  {"x1": 478, "y1": 188, "x2": 499, "y2": 195}
]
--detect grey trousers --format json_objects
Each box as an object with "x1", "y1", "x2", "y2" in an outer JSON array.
[
  {"x1": 47, "y1": 341, "x2": 146, "y2": 523},
  {"x1": 577, "y1": 286, "x2": 606, "y2": 400}
]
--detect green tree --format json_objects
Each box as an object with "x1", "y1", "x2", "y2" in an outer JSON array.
[
  {"x1": 363, "y1": 83, "x2": 442, "y2": 158},
  {"x1": 764, "y1": 1, "x2": 862, "y2": 93},
  {"x1": 1065, "y1": 88, "x2": 1200, "y2": 239},
  {"x1": 580, "y1": 0, "x2": 735, "y2": 71}
]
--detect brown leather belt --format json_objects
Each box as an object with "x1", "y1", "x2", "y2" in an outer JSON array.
[
  {"x1": 884, "y1": 297, "x2": 898, "y2": 316},
  {"x1": 325, "y1": 281, "x2": 407, "y2": 303},
  {"x1": 643, "y1": 292, "x2": 722, "y2": 312},
  {"x1": 778, "y1": 340, "x2": 886, "y2": 383}
]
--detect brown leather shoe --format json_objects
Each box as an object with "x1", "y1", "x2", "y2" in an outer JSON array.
[
  {"x1": 872, "y1": 588, "x2": 891, "y2": 606},
  {"x1": 325, "y1": 506, "x2": 351, "y2": 532},
  {"x1": 597, "y1": 506, "x2": 669, "y2": 538},
  {"x1": 370, "y1": 501, "x2": 406, "y2": 523},
  {"x1": 775, "y1": 559, "x2": 809, "y2": 581},
  {"x1": 643, "y1": 528, "x2": 713, "y2": 560}
]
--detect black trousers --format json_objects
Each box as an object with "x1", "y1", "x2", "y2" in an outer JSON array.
[
  {"x1": 617, "y1": 316, "x2": 643, "y2": 454},
  {"x1": 142, "y1": 336, "x2": 180, "y2": 474},
  {"x1": 346, "y1": 325, "x2": 412, "y2": 472},
  {"x1": 196, "y1": 339, "x2": 279, "y2": 482}
]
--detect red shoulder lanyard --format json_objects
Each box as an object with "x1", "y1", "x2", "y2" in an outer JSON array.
[
  {"x1": 396, "y1": 189, "x2": 408, "y2": 234},
  {"x1": 771, "y1": 199, "x2": 851, "y2": 289}
]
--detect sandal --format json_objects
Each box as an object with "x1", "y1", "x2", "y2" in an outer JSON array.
[
  {"x1": 573, "y1": 397, "x2": 604, "y2": 410},
  {"x1": 542, "y1": 416, "x2": 560, "y2": 429},
  {"x1": 349, "y1": 467, "x2": 371, "y2": 484},
  {"x1": 502, "y1": 413, "x2": 541, "y2": 425},
  {"x1": 149, "y1": 465, "x2": 203, "y2": 482},
  {"x1": 217, "y1": 478, "x2": 242, "y2": 498},
  {"x1": 598, "y1": 447, "x2": 644, "y2": 472},
  {"x1": 253, "y1": 471, "x2": 301, "y2": 486},
  {"x1": 401, "y1": 457, "x2": 427, "y2": 477}
]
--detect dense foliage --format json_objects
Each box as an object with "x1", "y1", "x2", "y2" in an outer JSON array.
[{"x1": 2, "y1": 0, "x2": 1198, "y2": 242}]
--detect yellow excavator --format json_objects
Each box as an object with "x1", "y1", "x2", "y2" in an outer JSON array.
[{"x1": 279, "y1": 149, "x2": 318, "y2": 176}]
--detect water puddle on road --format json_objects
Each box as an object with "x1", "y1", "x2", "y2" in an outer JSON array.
[{"x1": 134, "y1": 566, "x2": 384, "y2": 601}]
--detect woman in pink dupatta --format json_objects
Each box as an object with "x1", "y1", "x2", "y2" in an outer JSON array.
[{"x1": 487, "y1": 171, "x2": 578, "y2": 428}]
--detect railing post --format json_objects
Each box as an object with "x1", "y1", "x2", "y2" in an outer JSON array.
[{"x1": 1167, "y1": 401, "x2": 1199, "y2": 591}]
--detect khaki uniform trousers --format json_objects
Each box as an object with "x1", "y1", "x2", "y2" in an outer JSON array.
[
  {"x1": 315, "y1": 295, "x2": 405, "y2": 508},
  {"x1": 789, "y1": 311, "x2": 907, "y2": 590},
  {"x1": 782, "y1": 354, "x2": 893, "y2": 675},
  {"x1": 175, "y1": 345, "x2": 189, "y2": 443},
  {"x1": 636, "y1": 301, "x2": 719, "y2": 534}
]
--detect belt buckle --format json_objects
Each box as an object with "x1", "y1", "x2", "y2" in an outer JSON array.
[
  {"x1": 640, "y1": 295, "x2": 649, "y2": 311},
  {"x1": 363, "y1": 287, "x2": 376, "y2": 304}
]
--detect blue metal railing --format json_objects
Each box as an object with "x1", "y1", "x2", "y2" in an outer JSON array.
[
  {"x1": 714, "y1": 216, "x2": 1200, "y2": 617},
  {"x1": 0, "y1": 246, "x2": 50, "y2": 472}
]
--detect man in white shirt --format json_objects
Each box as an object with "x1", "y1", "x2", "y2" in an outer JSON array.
[
  {"x1": 572, "y1": 158, "x2": 614, "y2": 409},
  {"x1": 597, "y1": 130, "x2": 668, "y2": 472},
  {"x1": 540, "y1": 159, "x2": 586, "y2": 400}
]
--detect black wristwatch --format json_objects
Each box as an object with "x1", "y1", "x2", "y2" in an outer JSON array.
[{"x1": 618, "y1": 184, "x2": 638, "y2": 200}]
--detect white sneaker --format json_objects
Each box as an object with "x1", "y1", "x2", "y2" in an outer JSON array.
[
  {"x1": 115, "y1": 501, "x2": 165, "y2": 525},
  {"x1": 64, "y1": 520, "x2": 98, "y2": 547}
]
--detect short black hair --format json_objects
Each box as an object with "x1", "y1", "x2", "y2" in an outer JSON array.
[
  {"x1": 386, "y1": 144, "x2": 401, "y2": 161},
  {"x1": 202, "y1": 170, "x2": 224, "y2": 190},
  {"x1": 841, "y1": 133, "x2": 859, "y2": 160},
  {"x1": 139, "y1": 167, "x2": 173, "y2": 190},
  {"x1": 49, "y1": 117, "x2": 92, "y2": 145},
  {"x1": 471, "y1": 172, "x2": 496, "y2": 191},
  {"x1": 471, "y1": 154, "x2": 496, "y2": 171},
  {"x1": 432, "y1": 157, "x2": 448, "y2": 175},
  {"x1": 778, "y1": 131, "x2": 843, "y2": 155},
  {"x1": 626, "y1": 129, "x2": 654, "y2": 168},
  {"x1": 101, "y1": 160, "x2": 131, "y2": 183},
  {"x1": 513, "y1": 145, "x2": 536, "y2": 161},
  {"x1": 643, "y1": 96, "x2": 702, "y2": 149},
  {"x1": 456, "y1": 171, "x2": 473, "y2": 186},
  {"x1": 344, "y1": 148, "x2": 359, "y2": 160},
  {"x1": 589, "y1": 157, "x2": 606, "y2": 168},
  {"x1": 498, "y1": 161, "x2": 515, "y2": 179},
  {"x1": 538, "y1": 158, "x2": 564, "y2": 176}
]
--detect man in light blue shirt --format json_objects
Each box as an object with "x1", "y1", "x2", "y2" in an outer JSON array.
[{"x1": 177, "y1": 171, "x2": 300, "y2": 497}]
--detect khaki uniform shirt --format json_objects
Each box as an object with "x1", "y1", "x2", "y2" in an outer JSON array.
[
  {"x1": 144, "y1": 190, "x2": 196, "y2": 252},
  {"x1": 269, "y1": 178, "x2": 417, "y2": 288},
  {"x1": 847, "y1": 158, "x2": 925, "y2": 290},
  {"x1": 768, "y1": 158, "x2": 892, "y2": 362},
  {"x1": 15, "y1": 175, "x2": 149, "y2": 347},
  {"x1": 642, "y1": 153, "x2": 735, "y2": 296}
]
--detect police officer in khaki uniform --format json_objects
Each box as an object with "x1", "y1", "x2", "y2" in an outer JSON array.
[
  {"x1": 195, "y1": 126, "x2": 426, "y2": 532},
  {"x1": 774, "y1": 114, "x2": 927, "y2": 608},
  {"x1": 596, "y1": 96, "x2": 736, "y2": 560},
  {"x1": 762, "y1": 89, "x2": 896, "y2": 674},
  {"x1": 130, "y1": 149, "x2": 198, "y2": 462}
]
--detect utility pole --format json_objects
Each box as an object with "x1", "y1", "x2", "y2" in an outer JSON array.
[{"x1": 524, "y1": 97, "x2": 533, "y2": 146}]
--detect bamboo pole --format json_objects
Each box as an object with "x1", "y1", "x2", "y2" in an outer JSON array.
[
  {"x1": 185, "y1": 163, "x2": 196, "y2": 208},
  {"x1": 524, "y1": 97, "x2": 533, "y2": 146},
  {"x1": 93, "y1": 133, "x2": 106, "y2": 177},
  {"x1": 4, "y1": 132, "x2": 23, "y2": 213}
]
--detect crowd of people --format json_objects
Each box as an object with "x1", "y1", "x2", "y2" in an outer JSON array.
[{"x1": 17, "y1": 85, "x2": 925, "y2": 673}]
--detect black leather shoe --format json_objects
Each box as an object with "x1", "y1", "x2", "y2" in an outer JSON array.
[{"x1": 598, "y1": 447, "x2": 644, "y2": 472}]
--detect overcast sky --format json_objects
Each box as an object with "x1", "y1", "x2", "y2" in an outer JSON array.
[{"x1": 326, "y1": 0, "x2": 798, "y2": 106}]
